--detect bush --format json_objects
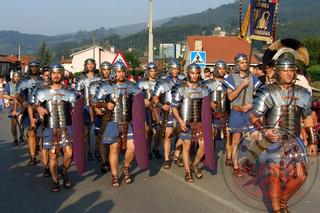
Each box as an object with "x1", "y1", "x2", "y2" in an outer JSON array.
[{"x1": 307, "y1": 65, "x2": 320, "y2": 81}]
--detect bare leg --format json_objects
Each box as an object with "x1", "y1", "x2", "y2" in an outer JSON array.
[
  {"x1": 194, "y1": 139, "x2": 205, "y2": 163},
  {"x1": 268, "y1": 163, "x2": 281, "y2": 212},
  {"x1": 11, "y1": 118, "x2": 18, "y2": 141},
  {"x1": 225, "y1": 128, "x2": 232, "y2": 160},
  {"x1": 27, "y1": 128, "x2": 37, "y2": 164},
  {"x1": 124, "y1": 139, "x2": 135, "y2": 167},
  {"x1": 49, "y1": 151, "x2": 59, "y2": 181},
  {"x1": 232, "y1": 133, "x2": 241, "y2": 169},
  {"x1": 109, "y1": 142, "x2": 119, "y2": 176},
  {"x1": 163, "y1": 127, "x2": 173, "y2": 161},
  {"x1": 182, "y1": 140, "x2": 191, "y2": 172}
]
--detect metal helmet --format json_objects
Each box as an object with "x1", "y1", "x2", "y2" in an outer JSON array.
[
  {"x1": 84, "y1": 58, "x2": 96, "y2": 72},
  {"x1": 146, "y1": 62, "x2": 158, "y2": 71},
  {"x1": 168, "y1": 59, "x2": 181, "y2": 70},
  {"x1": 100, "y1": 61, "x2": 113, "y2": 70},
  {"x1": 158, "y1": 72, "x2": 168, "y2": 80},
  {"x1": 111, "y1": 61, "x2": 126, "y2": 81},
  {"x1": 84, "y1": 58, "x2": 96, "y2": 65},
  {"x1": 213, "y1": 60, "x2": 227, "y2": 78},
  {"x1": 113, "y1": 61, "x2": 126, "y2": 71},
  {"x1": 27, "y1": 60, "x2": 40, "y2": 75},
  {"x1": 186, "y1": 63, "x2": 201, "y2": 82},
  {"x1": 28, "y1": 60, "x2": 40, "y2": 67},
  {"x1": 234, "y1": 53, "x2": 248, "y2": 64},
  {"x1": 274, "y1": 56, "x2": 297, "y2": 84},
  {"x1": 50, "y1": 63, "x2": 65, "y2": 74}
]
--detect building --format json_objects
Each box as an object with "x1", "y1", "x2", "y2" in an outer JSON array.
[
  {"x1": 0, "y1": 54, "x2": 35, "y2": 77},
  {"x1": 61, "y1": 58, "x2": 73, "y2": 72},
  {"x1": 70, "y1": 46, "x2": 116, "y2": 73},
  {"x1": 159, "y1": 43, "x2": 185, "y2": 59},
  {"x1": 184, "y1": 35, "x2": 259, "y2": 70},
  {"x1": 0, "y1": 55, "x2": 12, "y2": 77}
]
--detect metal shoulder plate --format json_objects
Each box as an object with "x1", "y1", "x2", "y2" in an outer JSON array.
[
  {"x1": 136, "y1": 79, "x2": 149, "y2": 90},
  {"x1": 16, "y1": 78, "x2": 29, "y2": 95},
  {"x1": 202, "y1": 79, "x2": 218, "y2": 94},
  {"x1": 94, "y1": 82, "x2": 113, "y2": 101},
  {"x1": 294, "y1": 85, "x2": 312, "y2": 109}
]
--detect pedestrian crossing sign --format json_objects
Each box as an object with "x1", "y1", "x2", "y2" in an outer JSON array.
[{"x1": 190, "y1": 51, "x2": 206, "y2": 68}]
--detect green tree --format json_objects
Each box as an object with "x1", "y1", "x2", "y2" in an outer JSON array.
[
  {"x1": 123, "y1": 51, "x2": 141, "y2": 68},
  {"x1": 303, "y1": 37, "x2": 320, "y2": 66},
  {"x1": 36, "y1": 41, "x2": 52, "y2": 68}
]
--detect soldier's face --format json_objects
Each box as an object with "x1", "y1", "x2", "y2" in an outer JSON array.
[
  {"x1": 12, "y1": 74, "x2": 20, "y2": 83},
  {"x1": 217, "y1": 67, "x2": 226, "y2": 77},
  {"x1": 43, "y1": 71, "x2": 50, "y2": 81},
  {"x1": 189, "y1": 70, "x2": 200, "y2": 83},
  {"x1": 204, "y1": 72, "x2": 211, "y2": 78},
  {"x1": 86, "y1": 63, "x2": 95, "y2": 72},
  {"x1": 51, "y1": 71, "x2": 63, "y2": 83},
  {"x1": 279, "y1": 69, "x2": 295, "y2": 84},
  {"x1": 238, "y1": 60, "x2": 248, "y2": 71},
  {"x1": 30, "y1": 66, "x2": 39, "y2": 75},
  {"x1": 148, "y1": 68, "x2": 158, "y2": 79},
  {"x1": 115, "y1": 69, "x2": 126, "y2": 82},
  {"x1": 171, "y1": 67, "x2": 180, "y2": 77},
  {"x1": 101, "y1": 68, "x2": 111, "y2": 79}
]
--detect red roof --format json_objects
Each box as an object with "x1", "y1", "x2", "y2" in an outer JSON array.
[
  {"x1": 0, "y1": 55, "x2": 12, "y2": 63},
  {"x1": 6, "y1": 55, "x2": 35, "y2": 65},
  {"x1": 186, "y1": 36, "x2": 259, "y2": 64}
]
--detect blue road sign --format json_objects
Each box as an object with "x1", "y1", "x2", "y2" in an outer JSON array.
[{"x1": 190, "y1": 51, "x2": 206, "y2": 68}]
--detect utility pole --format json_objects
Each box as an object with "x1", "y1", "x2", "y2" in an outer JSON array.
[
  {"x1": 148, "y1": 0, "x2": 154, "y2": 62},
  {"x1": 93, "y1": 31, "x2": 96, "y2": 60}
]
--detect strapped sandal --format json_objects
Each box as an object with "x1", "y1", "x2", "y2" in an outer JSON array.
[
  {"x1": 191, "y1": 162, "x2": 203, "y2": 179},
  {"x1": 51, "y1": 180, "x2": 60, "y2": 193},
  {"x1": 171, "y1": 154, "x2": 184, "y2": 167},
  {"x1": 100, "y1": 162, "x2": 108, "y2": 174},
  {"x1": 94, "y1": 149, "x2": 102, "y2": 161},
  {"x1": 61, "y1": 172, "x2": 71, "y2": 189},
  {"x1": 280, "y1": 200, "x2": 289, "y2": 213},
  {"x1": 13, "y1": 139, "x2": 19, "y2": 146},
  {"x1": 152, "y1": 149, "x2": 162, "y2": 159},
  {"x1": 225, "y1": 159, "x2": 233, "y2": 167},
  {"x1": 233, "y1": 168, "x2": 243, "y2": 178},
  {"x1": 121, "y1": 166, "x2": 132, "y2": 184},
  {"x1": 162, "y1": 160, "x2": 171, "y2": 169},
  {"x1": 111, "y1": 175, "x2": 120, "y2": 187},
  {"x1": 27, "y1": 157, "x2": 38, "y2": 166},
  {"x1": 43, "y1": 168, "x2": 51, "y2": 177},
  {"x1": 185, "y1": 172, "x2": 194, "y2": 183}
]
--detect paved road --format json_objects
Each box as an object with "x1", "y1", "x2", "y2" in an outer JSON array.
[{"x1": 0, "y1": 109, "x2": 319, "y2": 213}]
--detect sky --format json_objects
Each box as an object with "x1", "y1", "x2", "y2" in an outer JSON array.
[{"x1": 0, "y1": 0, "x2": 232, "y2": 36}]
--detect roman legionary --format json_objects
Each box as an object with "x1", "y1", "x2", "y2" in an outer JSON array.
[
  {"x1": 152, "y1": 60, "x2": 184, "y2": 169},
  {"x1": 92, "y1": 61, "x2": 148, "y2": 187},
  {"x1": 137, "y1": 62, "x2": 161, "y2": 159},
  {"x1": 89, "y1": 61, "x2": 113, "y2": 173},
  {"x1": 203, "y1": 60, "x2": 231, "y2": 166},
  {"x1": 172, "y1": 63, "x2": 214, "y2": 182},
  {"x1": 249, "y1": 56, "x2": 318, "y2": 212},
  {"x1": 34, "y1": 64, "x2": 77, "y2": 192},
  {"x1": 14, "y1": 61, "x2": 44, "y2": 166},
  {"x1": 223, "y1": 54, "x2": 261, "y2": 177},
  {"x1": 75, "y1": 58, "x2": 101, "y2": 161},
  {"x1": 3, "y1": 72, "x2": 24, "y2": 145}
]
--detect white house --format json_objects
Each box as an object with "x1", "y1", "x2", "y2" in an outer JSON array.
[{"x1": 70, "y1": 46, "x2": 116, "y2": 73}]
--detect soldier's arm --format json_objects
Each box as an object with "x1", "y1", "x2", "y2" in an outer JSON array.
[{"x1": 227, "y1": 84, "x2": 246, "y2": 102}]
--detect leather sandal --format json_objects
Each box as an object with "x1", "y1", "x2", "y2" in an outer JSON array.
[
  {"x1": 191, "y1": 162, "x2": 203, "y2": 179},
  {"x1": 111, "y1": 175, "x2": 120, "y2": 187},
  {"x1": 121, "y1": 166, "x2": 132, "y2": 184},
  {"x1": 185, "y1": 172, "x2": 194, "y2": 183}
]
